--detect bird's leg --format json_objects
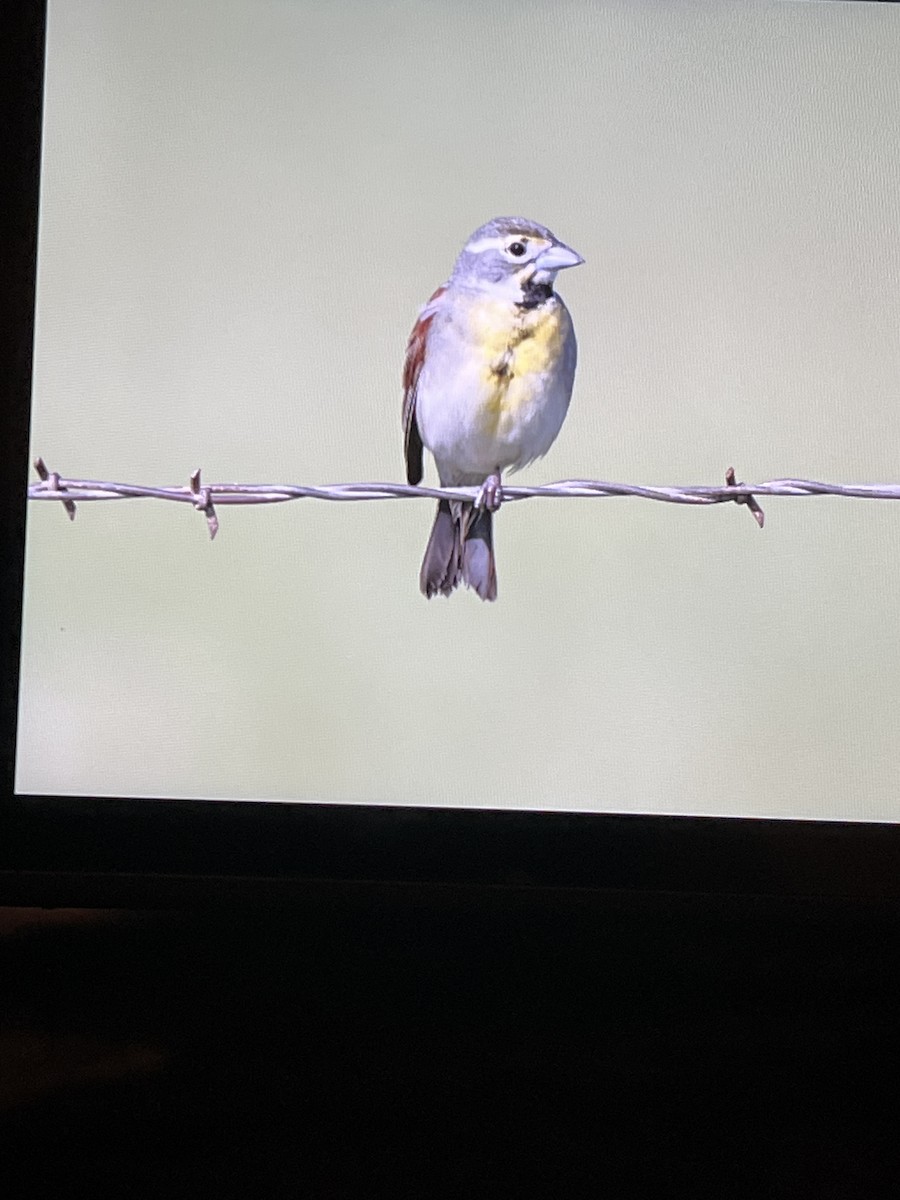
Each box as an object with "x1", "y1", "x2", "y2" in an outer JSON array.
[{"x1": 475, "y1": 470, "x2": 503, "y2": 513}]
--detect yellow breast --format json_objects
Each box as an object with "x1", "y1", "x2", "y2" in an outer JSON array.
[{"x1": 467, "y1": 298, "x2": 568, "y2": 433}]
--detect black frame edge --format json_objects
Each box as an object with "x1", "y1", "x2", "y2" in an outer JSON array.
[{"x1": 2, "y1": 797, "x2": 899, "y2": 904}]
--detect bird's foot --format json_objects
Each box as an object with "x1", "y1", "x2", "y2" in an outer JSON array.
[{"x1": 475, "y1": 472, "x2": 503, "y2": 513}]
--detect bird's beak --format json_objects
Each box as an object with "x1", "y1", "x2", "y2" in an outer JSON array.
[{"x1": 535, "y1": 241, "x2": 585, "y2": 272}]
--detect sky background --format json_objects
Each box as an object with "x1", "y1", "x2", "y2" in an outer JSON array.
[{"x1": 17, "y1": 0, "x2": 900, "y2": 818}]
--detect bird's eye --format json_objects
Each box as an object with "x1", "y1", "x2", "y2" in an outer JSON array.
[{"x1": 507, "y1": 240, "x2": 527, "y2": 257}]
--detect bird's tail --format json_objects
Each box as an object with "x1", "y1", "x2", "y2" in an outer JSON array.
[{"x1": 419, "y1": 500, "x2": 497, "y2": 601}]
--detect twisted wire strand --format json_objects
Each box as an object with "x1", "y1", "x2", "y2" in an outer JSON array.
[{"x1": 27, "y1": 458, "x2": 900, "y2": 539}]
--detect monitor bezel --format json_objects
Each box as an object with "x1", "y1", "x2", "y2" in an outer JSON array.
[{"x1": 4, "y1": 0, "x2": 900, "y2": 909}]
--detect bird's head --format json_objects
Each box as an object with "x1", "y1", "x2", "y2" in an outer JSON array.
[{"x1": 452, "y1": 216, "x2": 584, "y2": 299}]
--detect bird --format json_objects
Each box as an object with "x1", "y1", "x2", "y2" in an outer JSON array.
[{"x1": 402, "y1": 216, "x2": 583, "y2": 601}]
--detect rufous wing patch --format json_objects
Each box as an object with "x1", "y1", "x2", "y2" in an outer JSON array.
[{"x1": 402, "y1": 285, "x2": 446, "y2": 486}]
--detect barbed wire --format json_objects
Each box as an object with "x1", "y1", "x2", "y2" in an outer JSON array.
[{"x1": 27, "y1": 458, "x2": 900, "y2": 540}]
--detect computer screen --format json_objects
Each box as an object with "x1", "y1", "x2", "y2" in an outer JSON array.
[{"x1": 16, "y1": 0, "x2": 900, "y2": 823}]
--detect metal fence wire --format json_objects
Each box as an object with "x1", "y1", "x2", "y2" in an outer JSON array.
[{"x1": 28, "y1": 458, "x2": 900, "y2": 540}]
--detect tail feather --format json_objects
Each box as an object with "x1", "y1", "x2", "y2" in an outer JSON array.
[
  {"x1": 419, "y1": 501, "x2": 497, "y2": 601},
  {"x1": 461, "y1": 507, "x2": 497, "y2": 601},
  {"x1": 419, "y1": 500, "x2": 462, "y2": 597}
]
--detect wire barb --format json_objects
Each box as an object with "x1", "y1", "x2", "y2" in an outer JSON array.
[
  {"x1": 189, "y1": 468, "x2": 219, "y2": 540},
  {"x1": 725, "y1": 466, "x2": 765, "y2": 528},
  {"x1": 33, "y1": 458, "x2": 77, "y2": 522}
]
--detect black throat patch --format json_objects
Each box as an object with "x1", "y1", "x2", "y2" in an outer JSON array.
[{"x1": 516, "y1": 280, "x2": 554, "y2": 310}]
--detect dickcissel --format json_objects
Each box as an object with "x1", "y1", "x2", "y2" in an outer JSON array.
[{"x1": 403, "y1": 216, "x2": 583, "y2": 601}]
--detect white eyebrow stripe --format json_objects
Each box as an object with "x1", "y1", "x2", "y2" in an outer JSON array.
[{"x1": 463, "y1": 234, "x2": 550, "y2": 255}]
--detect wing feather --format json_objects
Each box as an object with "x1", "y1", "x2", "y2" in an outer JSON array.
[{"x1": 402, "y1": 285, "x2": 446, "y2": 486}]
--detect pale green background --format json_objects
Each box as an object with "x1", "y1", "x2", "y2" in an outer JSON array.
[{"x1": 17, "y1": 0, "x2": 900, "y2": 818}]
